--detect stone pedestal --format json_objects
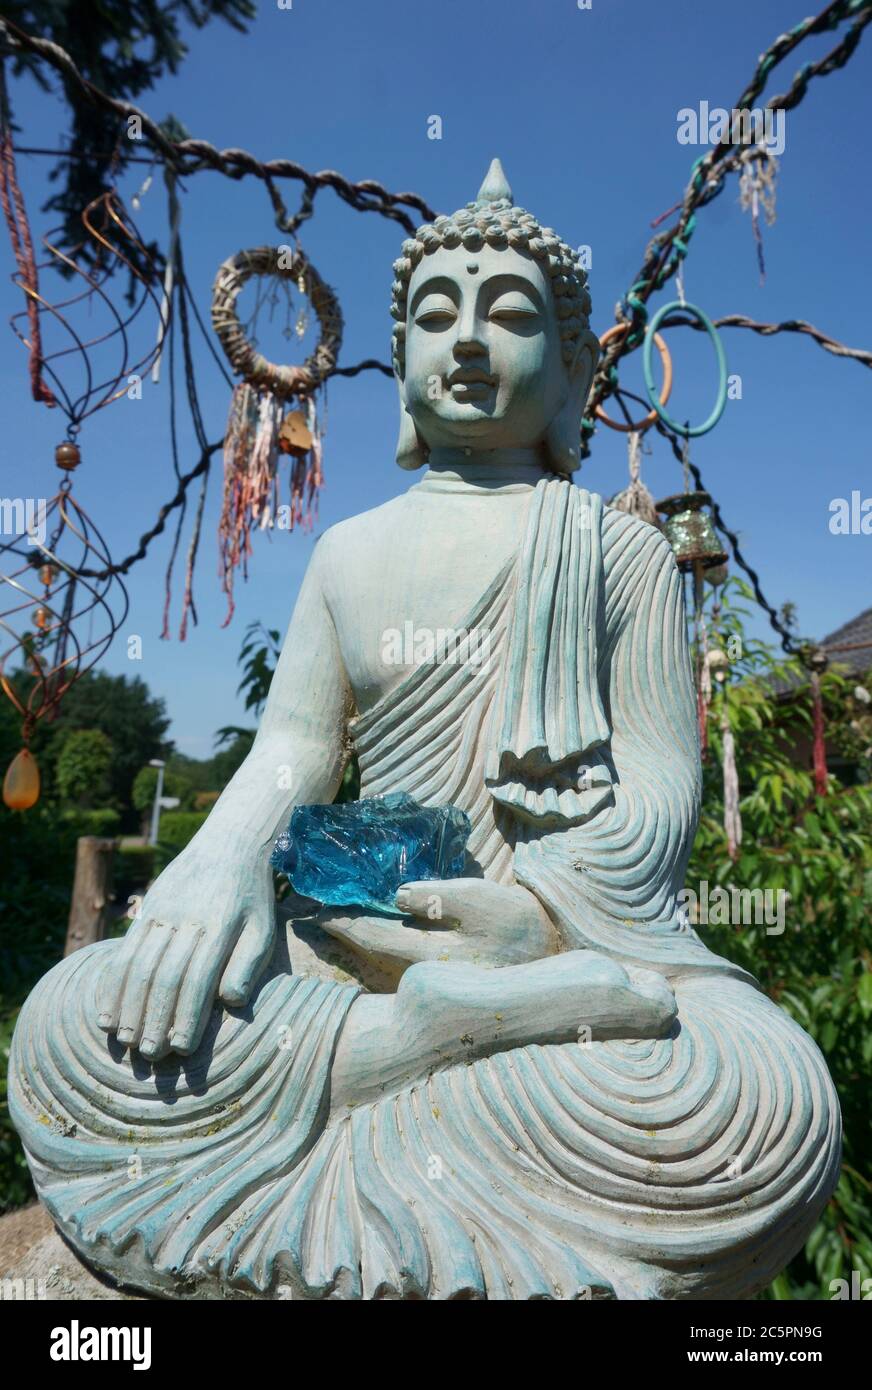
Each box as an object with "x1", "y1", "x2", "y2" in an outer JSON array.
[{"x1": 0, "y1": 1204, "x2": 144, "y2": 1301}]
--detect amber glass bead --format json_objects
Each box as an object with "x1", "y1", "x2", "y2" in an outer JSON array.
[{"x1": 3, "y1": 748, "x2": 40, "y2": 810}]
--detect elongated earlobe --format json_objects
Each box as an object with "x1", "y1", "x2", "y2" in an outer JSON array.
[
  {"x1": 544, "y1": 333, "x2": 599, "y2": 474},
  {"x1": 544, "y1": 397, "x2": 583, "y2": 474},
  {"x1": 395, "y1": 397, "x2": 428, "y2": 471}
]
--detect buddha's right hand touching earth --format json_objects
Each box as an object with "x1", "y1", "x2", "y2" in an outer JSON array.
[{"x1": 96, "y1": 844, "x2": 276, "y2": 1060}]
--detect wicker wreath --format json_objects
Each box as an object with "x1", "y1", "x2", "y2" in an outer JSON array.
[{"x1": 211, "y1": 245, "x2": 343, "y2": 398}]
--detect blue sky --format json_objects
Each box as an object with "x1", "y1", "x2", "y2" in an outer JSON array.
[{"x1": 1, "y1": 0, "x2": 870, "y2": 756}]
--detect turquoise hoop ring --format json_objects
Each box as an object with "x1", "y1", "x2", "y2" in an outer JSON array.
[{"x1": 642, "y1": 301, "x2": 727, "y2": 438}]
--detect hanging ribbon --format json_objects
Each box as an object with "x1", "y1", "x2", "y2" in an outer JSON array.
[
  {"x1": 0, "y1": 62, "x2": 56, "y2": 407},
  {"x1": 721, "y1": 702, "x2": 742, "y2": 861},
  {"x1": 610, "y1": 431, "x2": 661, "y2": 528},
  {"x1": 693, "y1": 558, "x2": 710, "y2": 756},
  {"x1": 218, "y1": 382, "x2": 259, "y2": 624},
  {"x1": 287, "y1": 396, "x2": 323, "y2": 532},
  {"x1": 698, "y1": 625, "x2": 712, "y2": 757},
  {"x1": 739, "y1": 147, "x2": 778, "y2": 287},
  {"x1": 810, "y1": 657, "x2": 829, "y2": 797}
]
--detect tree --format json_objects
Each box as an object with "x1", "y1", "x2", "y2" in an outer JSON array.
[
  {"x1": 209, "y1": 733, "x2": 255, "y2": 787},
  {"x1": 0, "y1": 667, "x2": 171, "y2": 826},
  {"x1": 165, "y1": 737, "x2": 254, "y2": 797},
  {"x1": 132, "y1": 762, "x2": 195, "y2": 836},
  {"x1": 215, "y1": 620, "x2": 282, "y2": 747},
  {"x1": 3, "y1": 1, "x2": 256, "y2": 283},
  {"x1": 687, "y1": 579, "x2": 872, "y2": 1298},
  {"x1": 219, "y1": 620, "x2": 361, "y2": 801},
  {"x1": 55, "y1": 728, "x2": 113, "y2": 806},
  {"x1": 41, "y1": 671, "x2": 171, "y2": 823}
]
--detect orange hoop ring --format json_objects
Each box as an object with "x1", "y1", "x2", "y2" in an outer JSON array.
[{"x1": 595, "y1": 323, "x2": 673, "y2": 433}]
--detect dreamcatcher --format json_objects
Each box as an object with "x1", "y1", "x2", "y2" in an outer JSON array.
[
  {"x1": 211, "y1": 243, "x2": 343, "y2": 624},
  {"x1": 0, "y1": 174, "x2": 166, "y2": 808}
]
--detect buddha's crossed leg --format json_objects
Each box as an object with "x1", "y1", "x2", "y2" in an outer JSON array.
[{"x1": 329, "y1": 949, "x2": 677, "y2": 1116}]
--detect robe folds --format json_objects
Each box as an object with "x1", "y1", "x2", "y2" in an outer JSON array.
[{"x1": 9, "y1": 481, "x2": 840, "y2": 1300}]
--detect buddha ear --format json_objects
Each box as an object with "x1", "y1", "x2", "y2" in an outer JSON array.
[
  {"x1": 395, "y1": 381, "x2": 428, "y2": 471},
  {"x1": 543, "y1": 329, "x2": 600, "y2": 475}
]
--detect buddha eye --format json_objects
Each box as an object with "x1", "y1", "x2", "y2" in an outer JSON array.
[
  {"x1": 415, "y1": 297, "x2": 457, "y2": 327},
  {"x1": 489, "y1": 295, "x2": 539, "y2": 323}
]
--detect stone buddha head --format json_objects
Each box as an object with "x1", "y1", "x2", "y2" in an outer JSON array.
[{"x1": 391, "y1": 158, "x2": 599, "y2": 475}]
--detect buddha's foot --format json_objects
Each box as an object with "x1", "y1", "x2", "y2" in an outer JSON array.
[{"x1": 330, "y1": 949, "x2": 676, "y2": 1113}]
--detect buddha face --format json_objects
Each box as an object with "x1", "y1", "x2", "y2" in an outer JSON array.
[{"x1": 400, "y1": 243, "x2": 576, "y2": 452}]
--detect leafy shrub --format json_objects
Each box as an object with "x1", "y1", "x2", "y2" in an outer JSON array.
[
  {"x1": 154, "y1": 811, "x2": 210, "y2": 872},
  {"x1": 0, "y1": 807, "x2": 77, "y2": 1211},
  {"x1": 688, "y1": 580, "x2": 872, "y2": 1298},
  {"x1": 55, "y1": 728, "x2": 114, "y2": 806},
  {"x1": 132, "y1": 764, "x2": 198, "y2": 821},
  {"x1": 113, "y1": 843, "x2": 155, "y2": 900},
  {"x1": 60, "y1": 807, "x2": 122, "y2": 837}
]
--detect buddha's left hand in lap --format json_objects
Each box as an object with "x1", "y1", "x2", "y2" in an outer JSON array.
[{"x1": 318, "y1": 877, "x2": 559, "y2": 970}]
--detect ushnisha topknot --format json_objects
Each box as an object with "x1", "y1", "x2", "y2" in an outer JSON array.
[{"x1": 390, "y1": 157, "x2": 593, "y2": 377}]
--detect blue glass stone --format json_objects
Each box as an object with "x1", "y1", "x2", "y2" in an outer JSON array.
[{"x1": 271, "y1": 791, "x2": 471, "y2": 916}]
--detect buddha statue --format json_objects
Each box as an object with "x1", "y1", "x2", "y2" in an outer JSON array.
[{"x1": 9, "y1": 160, "x2": 840, "y2": 1301}]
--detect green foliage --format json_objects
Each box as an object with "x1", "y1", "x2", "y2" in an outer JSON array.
[
  {"x1": 225, "y1": 620, "x2": 361, "y2": 797},
  {"x1": 0, "y1": 669, "x2": 171, "y2": 830},
  {"x1": 688, "y1": 580, "x2": 872, "y2": 1299},
  {"x1": 154, "y1": 809, "x2": 209, "y2": 872},
  {"x1": 47, "y1": 672, "x2": 171, "y2": 819},
  {"x1": 0, "y1": 806, "x2": 78, "y2": 1210},
  {"x1": 167, "y1": 737, "x2": 254, "y2": 795},
  {"x1": 113, "y1": 843, "x2": 155, "y2": 900},
  {"x1": 3, "y1": 1, "x2": 256, "y2": 284},
  {"x1": 203, "y1": 735, "x2": 254, "y2": 787},
  {"x1": 131, "y1": 763, "x2": 195, "y2": 816},
  {"x1": 214, "y1": 621, "x2": 281, "y2": 749},
  {"x1": 130, "y1": 743, "x2": 252, "y2": 833},
  {"x1": 60, "y1": 807, "x2": 122, "y2": 837},
  {"x1": 0, "y1": 660, "x2": 242, "y2": 1208},
  {"x1": 0, "y1": 1007, "x2": 31, "y2": 1210},
  {"x1": 132, "y1": 764, "x2": 163, "y2": 814},
  {"x1": 335, "y1": 758, "x2": 361, "y2": 803},
  {"x1": 233, "y1": 622, "x2": 282, "y2": 718},
  {"x1": 55, "y1": 728, "x2": 114, "y2": 806}
]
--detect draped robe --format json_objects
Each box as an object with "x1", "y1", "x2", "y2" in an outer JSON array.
[{"x1": 8, "y1": 479, "x2": 840, "y2": 1300}]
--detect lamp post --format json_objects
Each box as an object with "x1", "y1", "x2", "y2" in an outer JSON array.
[{"x1": 148, "y1": 759, "x2": 165, "y2": 847}]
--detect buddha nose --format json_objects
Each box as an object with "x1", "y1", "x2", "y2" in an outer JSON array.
[{"x1": 453, "y1": 302, "x2": 488, "y2": 359}]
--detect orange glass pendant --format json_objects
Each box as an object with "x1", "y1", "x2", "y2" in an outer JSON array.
[
  {"x1": 278, "y1": 410, "x2": 314, "y2": 458},
  {"x1": 3, "y1": 747, "x2": 40, "y2": 810}
]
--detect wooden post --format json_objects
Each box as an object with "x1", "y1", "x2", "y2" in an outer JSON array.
[{"x1": 64, "y1": 836, "x2": 116, "y2": 957}]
